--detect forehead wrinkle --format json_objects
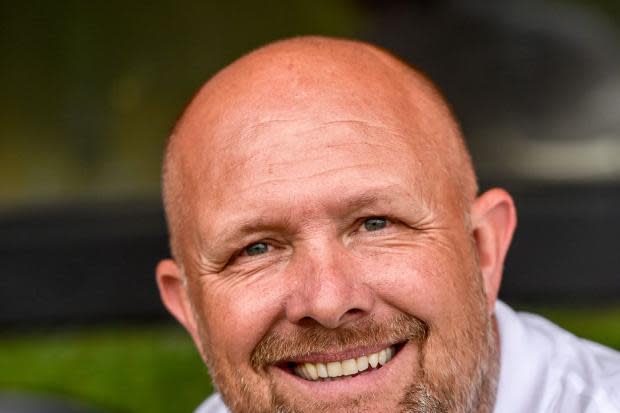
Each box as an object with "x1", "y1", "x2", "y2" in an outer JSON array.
[
  {"x1": 227, "y1": 162, "x2": 393, "y2": 200},
  {"x1": 238, "y1": 117, "x2": 424, "y2": 149},
  {"x1": 240, "y1": 140, "x2": 408, "y2": 177},
  {"x1": 214, "y1": 120, "x2": 421, "y2": 178},
  {"x1": 233, "y1": 118, "x2": 397, "y2": 146},
  {"x1": 214, "y1": 108, "x2": 419, "y2": 148},
  {"x1": 308, "y1": 121, "x2": 430, "y2": 156}
]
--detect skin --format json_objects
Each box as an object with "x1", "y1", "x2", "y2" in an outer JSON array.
[{"x1": 156, "y1": 37, "x2": 517, "y2": 413}]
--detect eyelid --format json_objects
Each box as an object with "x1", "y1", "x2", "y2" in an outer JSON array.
[
  {"x1": 241, "y1": 241, "x2": 271, "y2": 256},
  {"x1": 361, "y1": 215, "x2": 390, "y2": 226},
  {"x1": 228, "y1": 238, "x2": 275, "y2": 266}
]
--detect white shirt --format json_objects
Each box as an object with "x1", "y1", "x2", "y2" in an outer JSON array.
[
  {"x1": 193, "y1": 393, "x2": 229, "y2": 413},
  {"x1": 194, "y1": 301, "x2": 620, "y2": 413},
  {"x1": 493, "y1": 301, "x2": 620, "y2": 412}
]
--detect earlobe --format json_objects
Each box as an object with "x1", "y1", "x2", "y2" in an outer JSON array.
[
  {"x1": 156, "y1": 259, "x2": 205, "y2": 357},
  {"x1": 471, "y1": 188, "x2": 517, "y2": 313}
]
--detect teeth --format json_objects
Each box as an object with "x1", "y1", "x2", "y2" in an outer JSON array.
[
  {"x1": 316, "y1": 362, "x2": 328, "y2": 378},
  {"x1": 327, "y1": 361, "x2": 343, "y2": 377},
  {"x1": 300, "y1": 364, "x2": 309, "y2": 379},
  {"x1": 368, "y1": 352, "x2": 379, "y2": 368},
  {"x1": 293, "y1": 346, "x2": 395, "y2": 381},
  {"x1": 305, "y1": 363, "x2": 319, "y2": 380},
  {"x1": 378, "y1": 349, "x2": 387, "y2": 366},
  {"x1": 356, "y1": 355, "x2": 369, "y2": 372},
  {"x1": 341, "y1": 359, "x2": 358, "y2": 375}
]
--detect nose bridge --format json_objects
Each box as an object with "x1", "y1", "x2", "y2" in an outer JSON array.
[{"x1": 285, "y1": 236, "x2": 374, "y2": 328}]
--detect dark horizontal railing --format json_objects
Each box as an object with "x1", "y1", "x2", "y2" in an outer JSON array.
[{"x1": 1, "y1": 183, "x2": 619, "y2": 326}]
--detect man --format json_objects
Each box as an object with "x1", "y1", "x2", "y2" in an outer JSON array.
[{"x1": 155, "y1": 36, "x2": 620, "y2": 413}]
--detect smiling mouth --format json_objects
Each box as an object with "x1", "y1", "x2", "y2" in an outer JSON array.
[{"x1": 282, "y1": 343, "x2": 403, "y2": 381}]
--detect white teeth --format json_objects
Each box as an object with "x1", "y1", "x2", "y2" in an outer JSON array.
[
  {"x1": 368, "y1": 352, "x2": 379, "y2": 368},
  {"x1": 378, "y1": 349, "x2": 387, "y2": 366},
  {"x1": 316, "y1": 362, "x2": 328, "y2": 378},
  {"x1": 293, "y1": 346, "x2": 395, "y2": 381},
  {"x1": 356, "y1": 355, "x2": 369, "y2": 372},
  {"x1": 341, "y1": 359, "x2": 358, "y2": 375},
  {"x1": 305, "y1": 363, "x2": 318, "y2": 380},
  {"x1": 327, "y1": 361, "x2": 343, "y2": 377}
]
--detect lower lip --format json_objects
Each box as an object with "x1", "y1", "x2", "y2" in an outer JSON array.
[{"x1": 270, "y1": 341, "x2": 416, "y2": 400}]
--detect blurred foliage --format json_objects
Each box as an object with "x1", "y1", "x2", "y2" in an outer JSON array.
[
  {"x1": 0, "y1": 1, "x2": 363, "y2": 206},
  {"x1": 0, "y1": 325, "x2": 209, "y2": 413},
  {"x1": 530, "y1": 305, "x2": 620, "y2": 350},
  {"x1": 0, "y1": 308, "x2": 618, "y2": 413}
]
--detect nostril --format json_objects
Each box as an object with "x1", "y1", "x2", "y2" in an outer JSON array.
[
  {"x1": 295, "y1": 308, "x2": 367, "y2": 328},
  {"x1": 339, "y1": 308, "x2": 366, "y2": 323},
  {"x1": 346, "y1": 308, "x2": 364, "y2": 316},
  {"x1": 285, "y1": 278, "x2": 375, "y2": 328},
  {"x1": 297, "y1": 316, "x2": 320, "y2": 328}
]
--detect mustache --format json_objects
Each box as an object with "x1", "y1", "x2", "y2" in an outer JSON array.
[{"x1": 250, "y1": 313, "x2": 429, "y2": 369}]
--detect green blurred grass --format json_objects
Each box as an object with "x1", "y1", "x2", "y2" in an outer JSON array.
[
  {"x1": 0, "y1": 325, "x2": 212, "y2": 413},
  {"x1": 0, "y1": 306, "x2": 618, "y2": 413},
  {"x1": 521, "y1": 305, "x2": 620, "y2": 350}
]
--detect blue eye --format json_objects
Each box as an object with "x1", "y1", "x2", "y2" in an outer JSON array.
[
  {"x1": 363, "y1": 217, "x2": 388, "y2": 231},
  {"x1": 244, "y1": 242, "x2": 269, "y2": 256}
]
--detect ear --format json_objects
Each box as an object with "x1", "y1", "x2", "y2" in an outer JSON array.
[
  {"x1": 156, "y1": 259, "x2": 206, "y2": 359},
  {"x1": 470, "y1": 188, "x2": 517, "y2": 314}
]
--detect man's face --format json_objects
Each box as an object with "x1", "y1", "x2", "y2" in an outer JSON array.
[{"x1": 175, "y1": 114, "x2": 499, "y2": 413}]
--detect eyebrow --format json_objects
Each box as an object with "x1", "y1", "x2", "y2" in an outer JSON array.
[
  {"x1": 231, "y1": 215, "x2": 292, "y2": 239},
  {"x1": 209, "y1": 185, "x2": 407, "y2": 247},
  {"x1": 340, "y1": 192, "x2": 381, "y2": 211},
  {"x1": 205, "y1": 213, "x2": 293, "y2": 252}
]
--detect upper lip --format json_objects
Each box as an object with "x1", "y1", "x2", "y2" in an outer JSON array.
[{"x1": 278, "y1": 341, "x2": 400, "y2": 364}]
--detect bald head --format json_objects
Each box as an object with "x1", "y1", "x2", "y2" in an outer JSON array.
[
  {"x1": 156, "y1": 37, "x2": 518, "y2": 413},
  {"x1": 162, "y1": 36, "x2": 477, "y2": 262}
]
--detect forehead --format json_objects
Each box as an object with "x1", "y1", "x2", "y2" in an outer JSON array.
[
  {"x1": 183, "y1": 113, "x2": 451, "y2": 229},
  {"x1": 213, "y1": 118, "x2": 422, "y2": 191},
  {"x1": 170, "y1": 48, "x2": 464, "y2": 235}
]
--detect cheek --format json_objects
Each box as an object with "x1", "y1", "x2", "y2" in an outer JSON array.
[
  {"x1": 360, "y1": 240, "x2": 477, "y2": 323},
  {"x1": 197, "y1": 276, "x2": 287, "y2": 366}
]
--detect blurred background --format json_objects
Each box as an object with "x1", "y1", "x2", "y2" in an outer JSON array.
[{"x1": 1, "y1": 0, "x2": 619, "y2": 412}]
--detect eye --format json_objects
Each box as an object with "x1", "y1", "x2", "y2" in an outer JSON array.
[
  {"x1": 363, "y1": 216, "x2": 388, "y2": 231},
  {"x1": 243, "y1": 242, "x2": 270, "y2": 256}
]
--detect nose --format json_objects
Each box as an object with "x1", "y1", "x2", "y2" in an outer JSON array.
[{"x1": 284, "y1": 240, "x2": 375, "y2": 329}]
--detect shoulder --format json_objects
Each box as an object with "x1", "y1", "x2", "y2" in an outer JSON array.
[
  {"x1": 494, "y1": 301, "x2": 620, "y2": 413},
  {"x1": 193, "y1": 393, "x2": 229, "y2": 413}
]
